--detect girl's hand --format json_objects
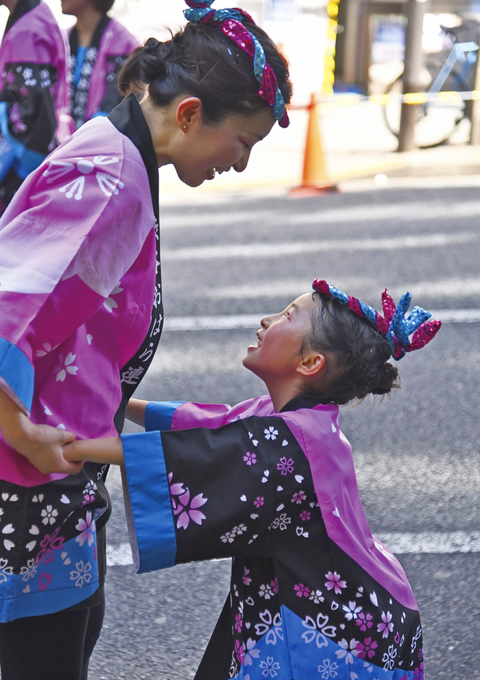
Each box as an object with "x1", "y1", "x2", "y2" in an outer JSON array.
[
  {"x1": 4, "y1": 417, "x2": 82, "y2": 475},
  {"x1": 64, "y1": 437, "x2": 125, "y2": 466},
  {"x1": 125, "y1": 398, "x2": 149, "y2": 427}
]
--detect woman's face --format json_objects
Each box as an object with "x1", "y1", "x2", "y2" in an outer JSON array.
[{"x1": 172, "y1": 106, "x2": 275, "y2": 188}]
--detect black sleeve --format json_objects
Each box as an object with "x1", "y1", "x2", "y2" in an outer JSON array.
[
  {"x1": 1, "y1": 62, "x2": 58, "y2": 154},
  {"x1": 121, "y1": 415, "x2": 305, "y2": 572}
]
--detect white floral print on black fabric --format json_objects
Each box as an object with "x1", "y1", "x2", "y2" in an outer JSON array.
[
  {"x1": 0, "y1": 469, "x2": 110, "y2": 598},
  {"x1": 160, "y1": 415, "x2": 424, "y2": 679},
  {"x1": 0, "y1": 62, "x2": 58, "y2": 168}
]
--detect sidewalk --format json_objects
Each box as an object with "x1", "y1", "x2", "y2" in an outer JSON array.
[{"x1": 159, "y1": 101, "x2": 480, "y2": 204}]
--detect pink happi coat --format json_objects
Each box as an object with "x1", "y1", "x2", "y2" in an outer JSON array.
[
  {"x1": 0, "y1": 102, "x2": 159, "y2": 621},
  {"x1": 69, "y1": 16, "x2": 139, "y2": 129},
  {"x1": 0, "y1": 0, "x2": 72, "y2": 155}
]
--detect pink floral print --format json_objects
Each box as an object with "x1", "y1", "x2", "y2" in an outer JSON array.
[
  {"x1": 377, "y1": 610, "x2": 394, "y2": 638},
  {"x1": 173, "y1": 488, "x2": 208, "y2": 530},
  {"x1": 75, "y1": 512, "x2": 95, "y2": 547},
  {"x1": 325, "y1": 571, "x2": 347, "y2": 595},
  {"x1": 277, "y1": 457, "x2": 294, "y2": 476},
  {"x1": 356, "y1": 637, "x2": 378, "y2": 659},
  {"x1": 36, "y1": 527, "x2": 64, "y2": 565},
  {"x1": 243, "y1": 451, "x2": 257, "y2": 466},
  {"x1": 294, "y1": 583, "x2": 310, "y2": 598}
]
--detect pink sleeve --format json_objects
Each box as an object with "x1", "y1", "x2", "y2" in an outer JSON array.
[{"x1": 0, "y1": 121, "x2": 154, "y2": 410}]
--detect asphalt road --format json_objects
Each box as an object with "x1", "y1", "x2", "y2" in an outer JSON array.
[{"x1": 89, "y1": 180, "x2": 480, "y2": 680}]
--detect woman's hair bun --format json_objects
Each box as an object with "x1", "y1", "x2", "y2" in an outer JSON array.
[
  {"x1": 144, "y1": 37, "x2": 161, "y2": 54},
  {"x1": 118, "y1": 21, "x2": 292, "y2": 122}
]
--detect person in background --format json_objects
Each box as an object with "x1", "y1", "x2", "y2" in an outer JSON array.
[
  {"x1": 62, "y1": 0, "x2": 139, "y2": 129},
  {"x1": 0, "y1": 0, "x2": 72, "y2": 214}
]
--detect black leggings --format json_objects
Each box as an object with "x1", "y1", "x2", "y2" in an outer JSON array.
[{"x1": 0, "y1": 587, "x2": 105, "y2": 680}]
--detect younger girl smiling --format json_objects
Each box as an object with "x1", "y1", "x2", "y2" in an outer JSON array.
[{"x1": 64, "y1": 280, "x2": 440, "y2": 680}]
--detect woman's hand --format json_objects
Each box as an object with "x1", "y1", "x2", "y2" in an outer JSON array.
[
  {"x1": 0, "y1": 388, "x2": 82, "y2": 475},
  {"x1": 4, "y1": 417, "x2": 82, "y2": 475}
]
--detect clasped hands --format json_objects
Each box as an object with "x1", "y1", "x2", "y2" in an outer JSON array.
[{"x1": 3, "y1": 415, "x2": 83, "y2": 475}]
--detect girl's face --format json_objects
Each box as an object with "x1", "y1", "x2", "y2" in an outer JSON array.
[
  {"x1": 243, "y1": 293, "x2": 318, "y2": 386},
  {"x1": 172, "y1": 106, "x2": 275, "y2": 188}
]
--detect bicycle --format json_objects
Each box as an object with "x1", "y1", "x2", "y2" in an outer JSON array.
[{"x1": 383, "y1": 19, "x2": 480, "y2": 148}]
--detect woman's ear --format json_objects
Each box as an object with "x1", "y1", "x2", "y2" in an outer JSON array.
[
  {"x1": 176, "y1": 97, "x2": 203, "y2": 131},
  {"x1": 296, "y1": 352, "x2": 325, "y2": 378}
]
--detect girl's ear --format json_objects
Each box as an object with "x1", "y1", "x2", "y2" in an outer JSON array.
[
  {"x1": 296, "y1": 352, "x2": 325, "y2": 377},
  {"x1": 176, "y1": 97, "x2": 203, "y2": 130}
]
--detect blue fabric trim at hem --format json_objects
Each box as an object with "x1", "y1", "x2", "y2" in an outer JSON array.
[
  {"x1": 0, "y1": 533, "x2": 99, "y2": 622},
  {"x1": 145, "y1": 401, "x2": 185, "y2": 432},
  {"x1": 121, "y1": 431, "x2": 177, "y2": 573},
  {"x1": 233, "y1": 604, "x2": 421, "y2": 680},
  {"x1": 0, "y1": 337, "x2": 34, "y2": 412}
]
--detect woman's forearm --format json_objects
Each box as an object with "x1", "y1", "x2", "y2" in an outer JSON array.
[
  {"x1": 64, "y1": 437, "x2": 125, "y2": 466},
  {"x1": 0, "y1": 388, "x2": 32, "y2": 446},
  {"x1": 125, "y1": 398, "x2": 149, "y2": 427}
]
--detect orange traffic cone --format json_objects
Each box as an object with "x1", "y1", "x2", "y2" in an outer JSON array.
[{"x1": 290, "y1": 93, "x2": 338, "y2": 197}]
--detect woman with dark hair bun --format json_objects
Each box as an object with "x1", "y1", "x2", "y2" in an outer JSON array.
[
  {"x1": 0, "y1": 2, "x2": 292, "y2": 679},
  {"x1": 61, "y1": 0, "x2": 138, "y2": 129}
]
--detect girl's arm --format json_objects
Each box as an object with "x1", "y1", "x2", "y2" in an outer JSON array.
[
  {"x1": 64, "y1": 437, "x2": 125, "y2": 466},
  {"x1": 125, "y1": 398, "x2": 149, "y2": 428}
]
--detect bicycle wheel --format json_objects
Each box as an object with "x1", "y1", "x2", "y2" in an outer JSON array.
[{"x1": 383, "y1": 60, "x2": 469, "y2": 148}]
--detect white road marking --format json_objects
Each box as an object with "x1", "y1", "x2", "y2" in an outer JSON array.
[
  {"x1": 166, "y1": 232, "x2": 476, "y2": 261},
  {"x1": 161, "y1": 199, "x2": 480, "y2": 230},
  {"x1": 106, "y1": 530, "x2": 480, "y2": 567},
  {"x1": 377, "y1": 531, "x2": 480, "y2": 555},
  {"x1": 164, "y1": 309, "x2": 480, "y2": 332},
  {"x1": 206, "y1": 277, "x2": 480, "y2": 301},
  {"x1": 106, "y1": 543, "x2": 134, "y2": 567}
]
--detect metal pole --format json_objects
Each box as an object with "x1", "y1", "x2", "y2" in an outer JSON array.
[
  {"x1": 398, "y1": 0, "x2": 429, "y2": 152},
  {"x1": 470, "y1": 34, "x2": 480, "y2": 145}
]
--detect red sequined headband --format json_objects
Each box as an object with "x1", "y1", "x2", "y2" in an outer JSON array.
[
  {"x1": 184, "y1": 0, "x2": 289, "y2": 128},
  {"x1": 312, "y1": 279, "x2": 442, "y2": 361}
]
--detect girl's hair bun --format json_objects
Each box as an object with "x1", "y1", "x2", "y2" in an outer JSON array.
[{"x1": 370, "y1": 362, "x2": 399, "y2": 396}]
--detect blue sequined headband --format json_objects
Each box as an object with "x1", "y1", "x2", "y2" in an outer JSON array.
[
  {"x1": 312, "y1": 279, "x2": 442, "y2": 361},
  {"x1": 184, "y1": 0, "x2": 289, "y2": 128}
]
